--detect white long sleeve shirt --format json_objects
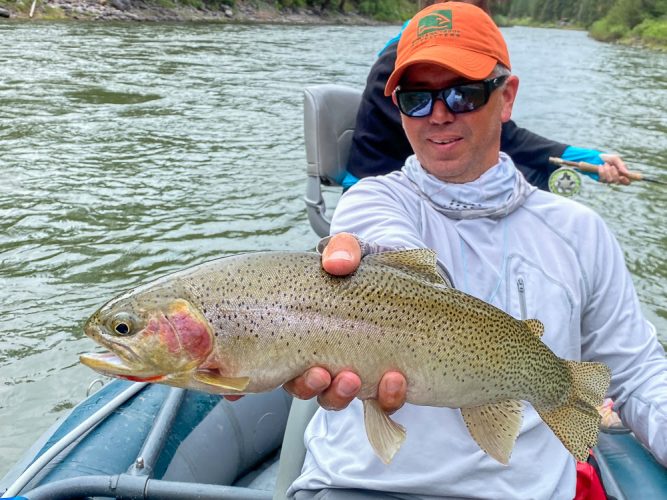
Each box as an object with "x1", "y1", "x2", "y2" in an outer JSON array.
[{"x1": 289, "y1": 154, "x2": 667, "y2": 499}]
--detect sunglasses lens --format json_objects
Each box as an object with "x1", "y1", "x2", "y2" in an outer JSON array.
[
  {"x1": 397, "y1": 76, "x2": 506, "y2": 117},
  {"x1": 444, "y1": 84, "x2": 487, "y2": 113},
  {"x1": 398, "y1": 91, "x2": 433, "y2": 117}
]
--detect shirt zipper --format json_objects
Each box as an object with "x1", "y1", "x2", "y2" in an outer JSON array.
[{"x1": 517, "y1": 277, "x2": 527, "y2": 320}]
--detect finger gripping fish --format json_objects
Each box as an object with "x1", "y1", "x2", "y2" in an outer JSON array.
[{"x1": 80, "y1": 249, "x2": 611, "y2": 465}]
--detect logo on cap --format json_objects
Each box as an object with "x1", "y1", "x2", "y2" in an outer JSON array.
[{"x1": 418, "y1": 10, "x2": 453, "y2": 36}]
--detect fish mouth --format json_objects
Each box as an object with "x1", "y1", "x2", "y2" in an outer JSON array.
[
  {"x1": 81, "y1": 322, "x2": 165, "y2": 382},
  {"x1": 79, "y1": 351, "x2": 166, "y2": 382},
  {"x1": 84, "y1": 321, "x2": 143, "y2": 365}
]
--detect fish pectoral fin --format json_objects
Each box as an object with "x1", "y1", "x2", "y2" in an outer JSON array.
[
  {"x1": 362, "y1": 399, "x2": 406, "y2": 464},
  {"x1": 461, "y1": 400, "x2": 523, "y2": 465},
  {"x1": 193, "y1": 370, "x2": 250, "y2": 392},
  {"x1": 365, "y1": 249, "x2": 453, "y2": 287}
]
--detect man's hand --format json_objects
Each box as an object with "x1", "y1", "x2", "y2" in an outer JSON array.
[
  {"x1": 283, "y1": 367, "x2": 407, "y2": 414},
  {"x1": 320, "y1": 231, "x2": 362, "y2": 276},
  {"x1": 282, "y1": 232, "x2": 408, "y2": 413},
  {"x1": 598, "y1": 153, "x2": 631, "y2": 185}
]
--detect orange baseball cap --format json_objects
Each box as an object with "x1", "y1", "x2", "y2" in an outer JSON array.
[{"x1": 384, "y1": 2, "x2": 511, "y2": 96}]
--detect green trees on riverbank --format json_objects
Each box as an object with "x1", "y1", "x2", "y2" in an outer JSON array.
[
  {"x1": 253, "y1": 0, "x2": 666, "y2": 47},
  {"x1": 589, "y1": 0, "x2": 667, "y2": 46},
  {"x1": 276, "y1": 0, "x2": 666, "y2": 47},
  {"x1": 496, "y1": 0, "x2": 666, "y2": 47},
  {"x1": 261, "y1": 0, "x2": 418, "y2": 21},
  {"x1": 0, "y1": 0, "x2": 663, "y2": 48}
]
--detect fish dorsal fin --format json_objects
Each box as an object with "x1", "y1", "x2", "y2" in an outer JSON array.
[
  {"x1": 362, "y1": 399, "x2": 407, "y2": 464},
  {"x1": 460, "y1": 399, "x2": 524, "y2": 465},
  {"x1": 365, "y1": 249, "x2": 453, "y2": 287},
  {"x1": 523, "y1": 319, "x2": 544, "y2": 337},
  {"x1": 193, "y1": 370, "x2": 250, "y2": 392}
]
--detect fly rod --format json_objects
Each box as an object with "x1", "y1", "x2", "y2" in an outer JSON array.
[{"x1": 549, "y1": 157, "x2": 666, "y2": 185}]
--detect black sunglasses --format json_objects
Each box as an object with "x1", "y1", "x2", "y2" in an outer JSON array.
[{"x1": 394, "y1": 75, "x2": 509, "y2": 118}]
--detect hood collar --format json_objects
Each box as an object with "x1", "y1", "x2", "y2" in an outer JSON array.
[{"x1": 402, "y1": 152, "x2": 536, "y2": 220}]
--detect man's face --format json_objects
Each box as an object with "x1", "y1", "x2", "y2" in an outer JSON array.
[{"x1": 396, "y1": 63, "x2": 518, "y2": 184}]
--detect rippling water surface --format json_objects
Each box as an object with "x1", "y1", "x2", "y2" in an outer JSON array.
[{"x1": 0, "y1": 22, "x2": 665, "y2": 475}]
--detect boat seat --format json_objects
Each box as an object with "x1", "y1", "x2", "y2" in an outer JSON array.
[
  {"x1": 303, "y1": 84, "x2": 363, "y2": 237},
  {"x1": 272, "y1": 398, "x2": 319, "y2": 500},
  {"x1": 270, "y1": 85, "x2": 363, "y2": 498}
]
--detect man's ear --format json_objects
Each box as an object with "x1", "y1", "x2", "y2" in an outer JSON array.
[
  {"x1": 391, "y1": 91, "x2": 399, "y2": 107},
  {"x1": 392, "y1": 90, "x2": 407, "y2": 128},
  {"x1": 500, "y1": 75, "x2": 519, "y2": 123}
]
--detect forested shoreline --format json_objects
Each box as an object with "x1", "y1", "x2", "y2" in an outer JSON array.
[
  {"x1": 496, "y1": 0, "x2": 666, "y2": 48},
  {"x1": 0, "y1": 0, "x2": 664, "y2": 49}
]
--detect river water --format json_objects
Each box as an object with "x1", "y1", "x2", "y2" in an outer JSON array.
[{"x1": 0, "y1": 22, "x2": 665, "y2": 476}]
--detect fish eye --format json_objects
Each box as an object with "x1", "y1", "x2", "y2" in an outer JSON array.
[
  {"x1": 115, "y1": 322, "x2": 130, "y2": 335},
  {"x1": 111, "y1": 313, "x2": 135, "y2": 336}
]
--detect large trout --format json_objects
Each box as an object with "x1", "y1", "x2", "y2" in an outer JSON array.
[{"x1": 81, "y1": 249, "x2": 611, "y2": 464}]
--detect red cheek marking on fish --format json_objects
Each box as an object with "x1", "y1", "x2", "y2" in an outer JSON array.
[
  {"x1": 143, "y1": 315, "x2": 182, "y2": 354},
  {"x1": 167, "y1": 308, "x2": 213, "y2": 360},
  {"x1": 155, "y1": 313, "x2": 182, "y2": 354},
  {"x1": 144, "y1": 317, "x2": 162, "y2": 336},
  {"x1": 143, "y1": 312, "x2": 181, "y2": 353},
  {"x1": 144, "y1": 302, "x2": 213, "y2": 361}
]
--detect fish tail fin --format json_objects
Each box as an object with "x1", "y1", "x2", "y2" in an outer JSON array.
[{"x1": 536, "y1": 360, "x2": 611, "y2": 461}]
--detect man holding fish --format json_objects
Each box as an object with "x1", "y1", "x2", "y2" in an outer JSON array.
[
  {"x1": 79, "y1": 2, "x2": 667, "y2": 498},
  {"x1": 285, "y1": 2, "x2": 667, "y2": 498}
]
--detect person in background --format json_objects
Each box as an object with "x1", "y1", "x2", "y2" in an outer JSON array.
[
  {"x1": 340, "y1": 0, "x2": 632, "y2": 192},
  {"x1": 285, "y1": 3, "x2": 667, "y2": 498}
]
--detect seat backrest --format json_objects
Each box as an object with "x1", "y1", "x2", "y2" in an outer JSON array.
[
  {"x1": 303, "y1": 84, "x2": 362, "y2": 237},
  {"x1": 273, "y1": 86, "x2": 363, "y2": 495},
  {"x1": 272, "y1": 398, "x2": 319, "y2": 500}
]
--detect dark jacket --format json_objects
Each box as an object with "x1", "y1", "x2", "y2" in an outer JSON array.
[{"x1": 347, "y1": 42, "x2": 568, "y2": 191}]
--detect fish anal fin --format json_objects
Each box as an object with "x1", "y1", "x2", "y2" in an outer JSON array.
[
  {"x1": 193, "y1": 370, "x2": 250, "y2": 392},
  {"x1": 460, "y1": 399, "x2": 523, "y2": 465},
  {"x1": 536, "y1": 360, "x2": 611, "y2": 461},
  {"x1": 522, "y1": 319, "x2": 544, "y2": 338},
  {"x1": 365, "y1": 249, "x2": 452, "y2": 287},
  {"x1": 362, "y1": 399, "x2": 406, "y2": 464}
]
